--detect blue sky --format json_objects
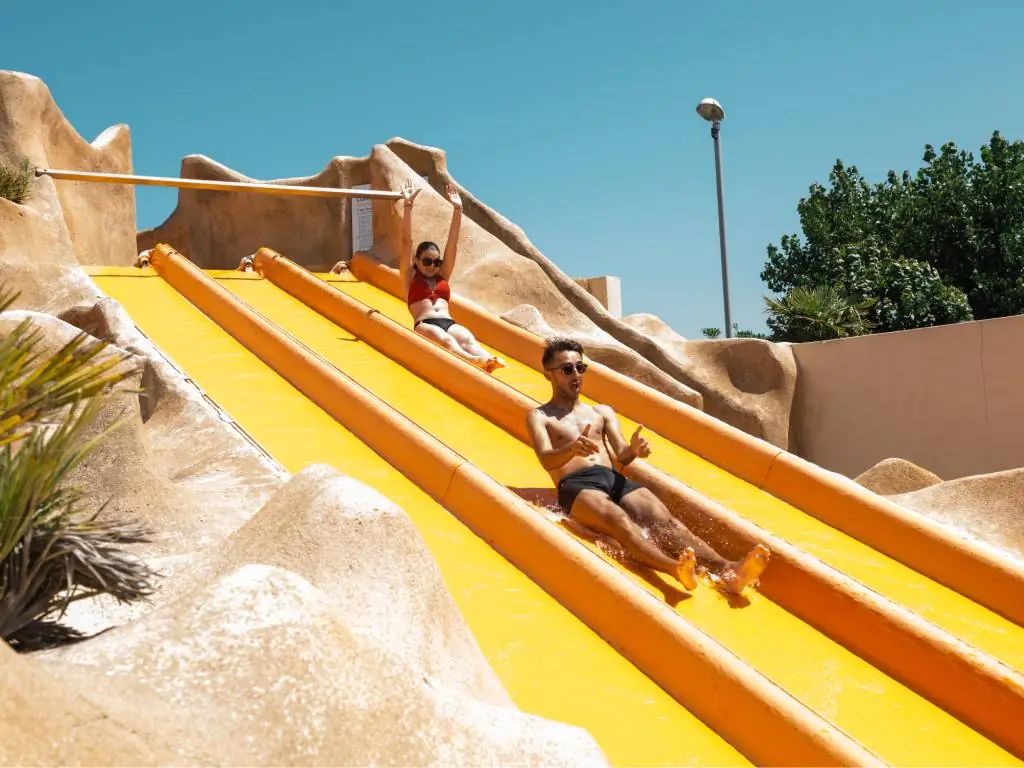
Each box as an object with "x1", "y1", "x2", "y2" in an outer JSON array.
[{"x1": 7, "y1": 0, "x2": 1024, "y2": 337}]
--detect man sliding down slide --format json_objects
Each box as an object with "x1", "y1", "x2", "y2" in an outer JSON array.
[{"x1": 526, "y1": 337, "x2": 770, "y2": 594}]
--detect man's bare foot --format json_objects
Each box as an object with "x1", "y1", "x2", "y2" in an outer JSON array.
[
  {"x1": 717, "y1": 544, "x2": 770, "y2": 595},
  {"x1": 675, "y1": 547, "x2": 699, "y2": 591}
]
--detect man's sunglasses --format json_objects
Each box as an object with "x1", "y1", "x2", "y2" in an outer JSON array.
[
  {"x1": 546, "y1": 361, "x2": 588, "y2": 376},
  {"x1": 419, "y1": 257, "x2": 444, "y2": 267}
]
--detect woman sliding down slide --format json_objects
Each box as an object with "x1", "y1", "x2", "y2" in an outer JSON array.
[{"x1": 399, "y1": 181, "x2": 506, "y2": 373}]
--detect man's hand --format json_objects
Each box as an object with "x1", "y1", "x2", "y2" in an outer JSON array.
[
  {"x1": 628, "y1": 425, "x2": 651, "y2": 459},
  {"x1": 571, "y1": 423, "x2": 600, "y2": 457}
]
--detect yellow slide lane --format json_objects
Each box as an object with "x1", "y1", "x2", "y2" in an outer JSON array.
[
  {"x1": 89, "y1": 269, "x2": 744, "y2": 768},
  {"x1": 335, "y1": 273, "x2": 1024, "y2": 676},
  {"x1": 211, "y1": 273, "x2": 1015, "y2": 766}
]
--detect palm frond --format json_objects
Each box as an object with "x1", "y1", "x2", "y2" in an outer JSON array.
[
  {"x1": 0, "y1": 314, "x2": 137, "y2": 449},
  {"x1": 0, "y1": 284, "x2": 156, "y2": 649},
  {"x1": 764, "y1": 284, "x2": 877, "y2": 342}
]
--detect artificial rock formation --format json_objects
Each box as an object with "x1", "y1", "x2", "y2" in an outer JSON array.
[
  {"x1": 0, "y1": 71, "x2": 137, "y2": 270},
  {"x1": 1, "y1": 69, "x2": 609, "y2": 765},
  {"x1": 136, "y1": 133, "x2": 800, "y2": 445},
  {"x1": 32, "y1": 467, "x2": 608, "y2": 766},
  {"x1": 855, "y1": 457, "x2": 943, "y2": 496},
  {"x1": 887, "y1": 468, "x2": 1024, "y2": 561}
]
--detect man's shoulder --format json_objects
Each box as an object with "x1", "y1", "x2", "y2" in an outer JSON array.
[{"x1": 528, "y1": 403, "x2": 554, "y2": 421}]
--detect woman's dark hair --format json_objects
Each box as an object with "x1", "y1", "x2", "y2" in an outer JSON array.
[
  {"x1": 542, "y1": 336, "x2": 584, "y2": 368},
  {"x1": 415, "y1": 241, "x2": 440, "y2": 259}
]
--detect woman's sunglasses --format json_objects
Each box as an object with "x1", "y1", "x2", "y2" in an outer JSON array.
[
  {"x1": 419, "y1": 257, "x2": 444, "y2": 267},
  {"x1": 547, "y1": 361, "x2": 588, "y2": 376}
]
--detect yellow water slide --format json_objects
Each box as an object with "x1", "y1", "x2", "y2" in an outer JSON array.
[
  {"x1": 89, "y1": 264, "x2": 747, "y2": 767},
  {"x1": 87, "y1": 244, "x2": 1024, "y2": 767}
]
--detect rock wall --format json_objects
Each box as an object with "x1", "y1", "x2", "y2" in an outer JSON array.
[
  {"x1": 137, "y1": 154, "x2": 373, "y2": 271},
  {"x1": 137, "y1": 136, "x2": 798, "y2": 445},
  {"x1": 0, "y1": 71, "x2": 136, "y2": 268}
]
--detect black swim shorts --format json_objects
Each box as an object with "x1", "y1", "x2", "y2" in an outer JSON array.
[
  {"x1": 415, "y1": 317, "x2": 457, "y2": 333},
  {"x1": 556, "y1": 465, "x2": 643, "y2": 515}
]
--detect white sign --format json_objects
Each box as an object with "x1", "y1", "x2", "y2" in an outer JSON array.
[
  {"x1": 350, "y1": 176, "x2": 431, "y2": 254},
  {"x1": 351, "y1": 184, "x2": 373, "y2": 253}
]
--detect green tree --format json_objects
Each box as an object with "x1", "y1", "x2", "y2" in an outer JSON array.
[
  {"x1": 763, "y1": 159, "x2": 974, "y2": 335},
  {"x1": 762, "y1": 133, "x2": 1024, "y2": 332},
  {"x1": 0, "y1": 286, "x2": 156, "y2": 651}
]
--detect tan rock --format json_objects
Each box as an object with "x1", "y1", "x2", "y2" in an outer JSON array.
[
  {"x1": 622, "y1": 311, "x2": 689, "y2": 344},
  {"x1": 855, "y1": 457, "x2": 943, "y2": 496},
  {"x1": 500, "y1": 303, "x2": 702, "y2": 405},
  {"x1": 36, "y1": 564, "x2": 608, "y2": 766},
  {"x1": 174, "y1": 464, "x2": 516, "y2": 706},
  {"x1": 887, "y1": 468, "x2": 1024, "y2": 560},
  {"x1": 0, "y1": 70, "x2": 136, "y2": 267},
  {"x1": 0, "y1": 641, "x2": 193, "y2": 766},
  {"x1": 137, "y1": 154, "x2": 372, "y2": 271},
  {"x1": 0, "y1": 190, "x2": 101, "y2": 314}
]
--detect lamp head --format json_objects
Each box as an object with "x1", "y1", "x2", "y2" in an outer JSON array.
[{"x1": 696, "y1": 98, "x2": 725, "y2": 123}]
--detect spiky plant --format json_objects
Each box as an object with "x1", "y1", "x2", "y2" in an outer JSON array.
[
  {"x1": 764, "y1": 284, "x2": 877, "y2": 343},
  {"x1": 0, "y1": 157, "x2": 33, "y2": 205},
  {"x1": 0, "y1": 286, "x2": 157, "y2": 651}
]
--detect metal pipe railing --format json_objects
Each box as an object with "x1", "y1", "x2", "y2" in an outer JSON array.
[{"x1": 34, "y1": 167, "x2": 403, "y2": 200}]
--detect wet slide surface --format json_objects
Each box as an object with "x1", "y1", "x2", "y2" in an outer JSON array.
[
  {"x1": 330, "y1": 272, "x2": 1024, "y2": 676},
  {"x1": 89, "y1": 269, "x2": 745, "y2": 768},
  {"x1": 209, "y1": 273, "x2": 1014, "y2": 766}
]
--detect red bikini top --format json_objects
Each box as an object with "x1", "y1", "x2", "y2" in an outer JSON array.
[{"x1": 407, "y1": 272, "x2": 451, "y2": 306}]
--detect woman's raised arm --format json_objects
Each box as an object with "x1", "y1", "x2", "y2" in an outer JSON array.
[
  {"x1": 399, "y1": 182, "x2": 421, "y2": 290},
  {"x1": 441, "y1": 183, "x2": 463, "y2": 280}
]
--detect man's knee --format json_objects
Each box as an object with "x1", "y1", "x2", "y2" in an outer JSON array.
[{"x1": 624, "y1": 488, "x2": 672, "y2": 524}]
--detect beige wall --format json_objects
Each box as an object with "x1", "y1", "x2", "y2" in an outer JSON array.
[
  {"x1": 573, "y1": 276, "x2": 622, "y2": 317},
  {"x1": 790, "y1": 314, "x2": 1024, "y2": 481}
]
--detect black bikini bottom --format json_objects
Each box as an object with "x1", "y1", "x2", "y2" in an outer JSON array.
[{"x1": 415, "y1": 317, "x2": 456, "y2": 333}]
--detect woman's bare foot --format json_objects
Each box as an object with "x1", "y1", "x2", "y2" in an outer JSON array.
[
  {"x1": 675, "y1": 547, "x2": 699, "y2": 591},
  {"x1": 717, "y1": 544, "x2": 770, "y2": 595},
  {"x1": 480, "y1": 357, "x2": 506, "y2": 373}
]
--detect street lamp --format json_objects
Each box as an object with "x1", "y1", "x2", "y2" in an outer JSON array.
[{"x1": 696, "y1": 97, "x2": 733, "y2": 338}]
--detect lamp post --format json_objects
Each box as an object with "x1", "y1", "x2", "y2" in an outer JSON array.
[{"x1": 696, "y1": 97, "x2": 733, "y2": 338}]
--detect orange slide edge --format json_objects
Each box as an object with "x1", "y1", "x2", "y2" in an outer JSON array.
[
  {"x1": 260, "y1": 247, "x2": 1024, "y2": 760},
  {"x1": 150, "y1": 243, "x2": 880, "y2": 767},
  {"x1": 347, "y1": 252, "x2": 1024, "y2": 629}
]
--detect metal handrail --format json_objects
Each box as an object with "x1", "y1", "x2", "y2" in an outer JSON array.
[{"x1": 34, "y1": 167, "x2": 402, "y2": 200}]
